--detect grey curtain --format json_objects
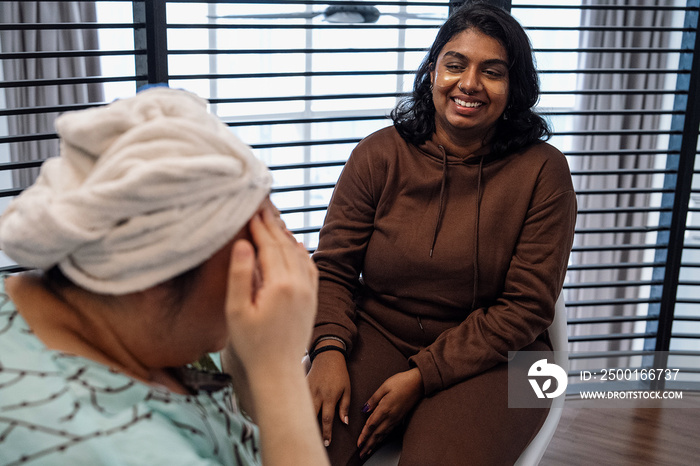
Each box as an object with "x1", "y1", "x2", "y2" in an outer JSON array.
[
  {"x1": 0, "y1": 1, "x2": 103, "y2": 188},
  {"x1": 568, "y1": 0, "x2": 673, "y2": 360}
]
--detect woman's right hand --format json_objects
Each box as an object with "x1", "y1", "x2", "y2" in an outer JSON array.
[
  {"x1": 224, "y1": 203, "x2": 330, "y2": 466},
  {"x1": 307, "y1": 347, "x2": 352, "y2": 447}
]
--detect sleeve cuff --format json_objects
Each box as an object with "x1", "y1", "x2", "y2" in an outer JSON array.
[{"x1": 409, "y1": 350, "x2": 444, "y2": 397}]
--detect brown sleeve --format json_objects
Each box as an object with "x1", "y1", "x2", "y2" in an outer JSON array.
[{"x1": 310, "y1": 139, "x2": 382, "y2": 353}]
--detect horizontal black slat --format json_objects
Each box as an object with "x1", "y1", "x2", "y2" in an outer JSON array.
[
  {"x1": 555, "y1": 130, "x2": 683, "y2": 137},
  {"x1": 0, "y1": 22, "x2": 142, "y2": 31},
  {"x1": 170, "y1": 23, "x2": 442, "y2": 30},
  {"x1": 169, "y1": 48, "x2": 691, "y2": 58},
  {"x1": 168, "y1": 47, "x2": 430, "y2": 55},
  {"x1": 673, "y1": 315, "x2": 700, "y2": 322},
  {"x1": 524, "y1": 26, "x2": 694, "y2": 33},
  {"x1": 542, "y1": 89, "x2": 686, "y2": 95},
  {"x1": 538, "y1": 68, "x2": 691, "y2": 74},
  {"x1": 671, "y1": 333, "x2": 700, "y2": 339},
  {"x1": 513, "y1": 4, "x2": 696, "y2": 12},
  {"x1": 570, "y1": 168, "x2": 676, "y2": 176},
  {"x1": 207, "y1": 92, "x2": 407, "y2": 104},
  {"x1": 270, "y1": 182, "x2": 336, "y2": 193},
  {"x1": 0, "y1": 188, "x2": 26, "y2": 197},
  {"x1": 251, "y1": 138, "x2": 360, "y2": 150},
  {"x1": 226, "y1": 114, "x2": 388, "y2": 127},
  {"x1": 577, "y1": 207, "x2": 672, "y2": 215},
  {"x1": 170, "y1": 69, "x2": 417, "y2": 80},
  {"x1": 0, "y1": 161, "x2": 45, "y2": 171},
  {"x1": 571, "y1": 244, "x2": 668, "y2": 253},
  {"x1": 193, "y1": 1, "x2": 450, "y2": 6},
  {"x1": 563, "y1": 280, "x2": 664, "y2": 289},
  {"x1": 279, "y1": 205, "x2": 328, "y2": 215},
  {"x1": 565, "y1": 149, "x2": 680, "y2": 156},
  {"x1": 0, "y1": 265, "x2": 28, "y2": 274},
  {"x1": 289, "y1": 226, "x2": 323, "y2": 235},
  {"x1": 565, "y1": 297, "x2": 661, "y2": 308},
  {"x1": 0, "y1": 76, "x2": 146, "y2": 89},
  {"x1": 569, "y1": 332, "x2": 657, "y2": 343},
  {"x1": 0, "y1": 133, "x2": 58, "y2": 144},
  {"x1": 172, "y1": 69, "x2": 691, "y2": 81},
  {"x1": 543, "y1": 110, "x2": 684, "y2": 117},
  {"x1": 567, "y1": 315, "x2": 657, "y2": 325},
  {"x1": 532, "y1": 47, "x2": 691, "y2": 54},
  {"x1": 0, "y1": 50, "x2": 143, "y2": 60},
  {"x1": 575, "y1": 187, "x2": 674, "y2": 195},
  {"x1": 567, "y1": 261, "x2": 667, "y2": 271},
  {"x1": 268, "y1": 161, "x2": 346, "y2": 171},
  {"x1": 569, "y1": 350, "x2": 656, "y2": 360},
  {"x1": 0, "y1": 103, "x2": 105, "y2": 117}
]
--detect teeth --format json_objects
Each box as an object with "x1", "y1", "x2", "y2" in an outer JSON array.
[{"x1": 454, "y1": 97, "x2": 482, "y2": 108}]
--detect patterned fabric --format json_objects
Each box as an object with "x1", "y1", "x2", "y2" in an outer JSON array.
[{"x1": 0, "y1": 281, "x2": 260, "y2": 465}]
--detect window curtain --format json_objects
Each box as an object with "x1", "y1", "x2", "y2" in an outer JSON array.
[
  {"x1": 0, "y1": 1, "x2": 103, "y2": 188},
  {"x1": 568, "y1": 0, "x2": 673, "y2": 359}
]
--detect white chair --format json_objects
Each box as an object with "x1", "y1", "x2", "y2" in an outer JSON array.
[
  {"x1": 513, "y1": 292, "x2": 568, "y2": 466},
  {"x1": 365, "y1": 293, "x2": 569, "y2": 466}
]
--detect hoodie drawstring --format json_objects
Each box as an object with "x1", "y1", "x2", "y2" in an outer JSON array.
[
  {"x1": 429, "y1": 146, "x2": 448, "y2": 258},
  {"x1": 428, "y1": 145, "x2": 484, "y2": 312},
  {"x1": 471, "y1": 156, "x2": 484, "y2": 311}
]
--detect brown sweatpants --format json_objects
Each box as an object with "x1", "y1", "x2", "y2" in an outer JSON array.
[{"x1": 324, "y1": 317, "x2": 551, "y2": 466}]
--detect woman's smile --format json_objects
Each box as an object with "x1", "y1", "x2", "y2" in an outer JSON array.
[{"x1": 452, "y1": 96, "x2": 485, "y2": 110}]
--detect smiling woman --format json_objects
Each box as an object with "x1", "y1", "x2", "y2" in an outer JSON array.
[{"x1": 305, "y1": 2, "x2": 577, "y2": 465}]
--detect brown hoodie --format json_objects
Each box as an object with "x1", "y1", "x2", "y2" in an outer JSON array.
[{"x1": 312, "y1": 126, "x2": 577, "y2": 396}]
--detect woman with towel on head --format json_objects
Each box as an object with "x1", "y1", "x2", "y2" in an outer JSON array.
[{"x1": 0, "y1": 87, "x2": 329, "y2": 465}]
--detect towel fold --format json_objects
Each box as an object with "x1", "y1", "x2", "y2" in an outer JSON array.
[{"x1": 0, "y1": 87, "x2": 272, "y2": 294}]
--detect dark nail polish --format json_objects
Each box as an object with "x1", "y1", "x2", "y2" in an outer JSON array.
[{"x1": 361, "y1": 403, "x2": 370, "y2": 413}]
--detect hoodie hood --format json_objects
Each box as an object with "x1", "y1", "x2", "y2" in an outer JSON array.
[{"x1": 417, "y1": 137, "x2": 502, "y2": 166}]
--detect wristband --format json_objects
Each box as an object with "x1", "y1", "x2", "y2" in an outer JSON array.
[
  {"x1": 309, "y1": 344, "x2": 347, "y2": 363},
  {"x1": 315, "y1": 335, "x2": 347, "y2": 351}
]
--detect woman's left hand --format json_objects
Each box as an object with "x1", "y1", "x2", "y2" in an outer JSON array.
[{"x1": 357, "y1": 368, "x2": 424, "y2": 459}]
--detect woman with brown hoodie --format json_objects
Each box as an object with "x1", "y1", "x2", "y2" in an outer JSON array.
[{"x1": 306, "y1": 2, "x2": 577, "y2": 465}]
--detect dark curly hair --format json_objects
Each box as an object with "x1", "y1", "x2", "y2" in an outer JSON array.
[{"x1": 390, "y1": 1, "x2": 550, "y2": 156}]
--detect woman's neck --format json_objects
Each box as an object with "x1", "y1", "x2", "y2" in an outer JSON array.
[{"x1": 5, "y1": 272, "x2": 190, "y2": 394}]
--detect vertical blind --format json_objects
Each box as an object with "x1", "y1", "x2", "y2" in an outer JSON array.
[{"x1": 0, "y1": 0, "x2": 698, "y2": 393}]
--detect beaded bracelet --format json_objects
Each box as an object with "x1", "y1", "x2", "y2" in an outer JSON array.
[{"x1": 309, "y1": 344, "x2": 347, "y2": 363}]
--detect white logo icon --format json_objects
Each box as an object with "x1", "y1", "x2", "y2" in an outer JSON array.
[{"x1": 528, "y1": 359, "x2": 567, "y2": 399}]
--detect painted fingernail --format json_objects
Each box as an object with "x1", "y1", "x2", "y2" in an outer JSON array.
[
  {"x1": 343, "y1": 415, "x2": 349, "y2": 425},
  {"x1": 361, "y1": 403, "x2": 370, "y2": 413},
  {"x1": 324, "y1": 439, "x2": 330, "y2": 447}
]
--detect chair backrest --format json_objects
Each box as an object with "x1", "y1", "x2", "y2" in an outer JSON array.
[
  {"x1": 513, "y1": 292, "x2": 568, "y2": 466},
  {"x1": 549, "y1": 292, "x2": 570, "y2": 371}
]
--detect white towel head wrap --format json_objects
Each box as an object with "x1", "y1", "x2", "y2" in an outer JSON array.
[{"x1": 0, "y1": 87, "x2": 272, "y2": 294}]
